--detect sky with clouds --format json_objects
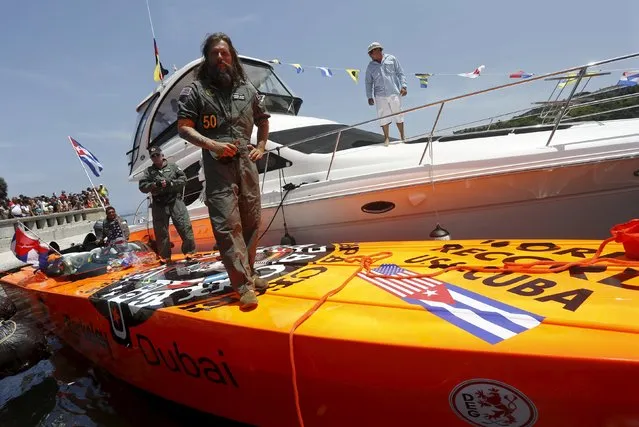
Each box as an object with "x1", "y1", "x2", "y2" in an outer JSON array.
[{"x1": 0, "y1": 0, "x2": 636, "y2": 215}]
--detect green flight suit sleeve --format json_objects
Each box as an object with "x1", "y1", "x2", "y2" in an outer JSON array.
[
  {"x1": 177, "y1": 83, "x2": 200, "y2": 122},
  {"x1": 165, "y1": 164, "x2": 186, "y2": 194},
  {"x1": 139, "y1": 167, "x2": 155, "y2": 193},
  {"x1": 252, "y1": 90, "x2": 271, "y2": 123},
  {"x1": 171, "y1": 165, "x2": 187, "y2": 188}
]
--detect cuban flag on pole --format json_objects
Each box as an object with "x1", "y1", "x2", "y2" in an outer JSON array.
[
  {"x1": 358, "y1": 263, "x2": 544, "y2": 344},
  {"x1": 68, "y1": 136, "x2": 104, "y2": 177}
]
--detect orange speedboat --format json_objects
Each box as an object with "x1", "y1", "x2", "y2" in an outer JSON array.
[{"x1": 1, "y1": 233, "x2": 638, "y2": 427}]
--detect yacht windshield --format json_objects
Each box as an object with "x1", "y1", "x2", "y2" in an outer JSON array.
[
  {"x1": 244, "y1": 61, "x2": 302, "y2": 115},
  {"x1": 147, "y1": 59, "x2": 302, "y2": 149},
  {"x1": 268, "y1": 124, "x2": 395, "y2": 154},
  {"x1": 244, "y1": 62, "x2": 291, "y2": 96},
  {"x1": 128, "y1": 94, "x2": 158, "y2": 174}
]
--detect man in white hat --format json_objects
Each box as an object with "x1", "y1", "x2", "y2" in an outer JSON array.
[{"x1": 365, "y1": 42, "x2": 407, "y2": 146}]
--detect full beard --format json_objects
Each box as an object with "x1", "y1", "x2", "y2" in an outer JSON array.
[{"x1": 210, "y1": 64, "x2": 235, "y2": 88}]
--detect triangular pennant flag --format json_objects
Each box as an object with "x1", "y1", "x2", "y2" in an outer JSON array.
[
  {"x1": 318, "y1": 67, "x2": 333, "y2": 78},
  {"x1": 346, "y1": 69, "x2": 360, "y2": 84},
  {"x1": 268, "y1": 59, "x2": 281, "y2": 64},
  {"x1": 458, "y1": 65, "x2": 485, "y2": 79},
  {"x1": 291, "y1": 64, "x2": 304, "y2": 73}
]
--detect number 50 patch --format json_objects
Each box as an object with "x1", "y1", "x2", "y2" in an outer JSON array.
[{"x1": 202, "y1": 114, "x2": 217, "y2": 129}]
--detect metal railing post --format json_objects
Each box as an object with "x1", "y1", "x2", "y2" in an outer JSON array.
[
  {"x1": 546, "y1": 67, "x2": 587, "y2": 146},
  {"x1": 261, "y1": 150, "x2": 271, "y2": 193},
  {"x1": 326, "y1": 131, "x2": 342, "y2": 181},
  {"x1": 419, "y1": 102, "x2": 445, "y2": 165}
]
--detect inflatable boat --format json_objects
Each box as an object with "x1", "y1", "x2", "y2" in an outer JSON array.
[{"x1": 1, "y1": 227, "x2": 639, "y2": 426}]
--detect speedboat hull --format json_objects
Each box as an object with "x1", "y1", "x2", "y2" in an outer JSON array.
[{"x1": 2, "y1": 238, "x2": 638, "y2": 426}]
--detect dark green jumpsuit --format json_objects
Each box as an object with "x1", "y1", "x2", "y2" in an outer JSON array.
[
  {"x1": 139, "y1": 160, "x2": 197, "y2": 259},
  {"x1": 177, "y1": 78, "x2": 270, "y2": 292}
]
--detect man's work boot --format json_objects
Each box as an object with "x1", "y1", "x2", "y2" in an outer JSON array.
[
  {"x1": 252, "y1": 274, "x2": 269, "y2": 292},
  {"x1": 238, "y1": 285, "x2": 258, "y2": 311}
]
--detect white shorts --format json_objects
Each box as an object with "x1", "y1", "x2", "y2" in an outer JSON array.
[{"x1": 375, "y1": 94, "x2": 403, "y2": 126}]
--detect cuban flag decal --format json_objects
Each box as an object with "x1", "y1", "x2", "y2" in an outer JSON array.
[{"x1": 358, "y1": 263, "x2": 544, "y2": 344}]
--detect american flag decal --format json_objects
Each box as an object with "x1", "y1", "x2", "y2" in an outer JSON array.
[{"x1": 357, "y1": 263, "x2": 544, "y2": 344}]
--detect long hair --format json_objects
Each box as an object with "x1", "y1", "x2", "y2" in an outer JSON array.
[{"x1": 196, "y1": 32, "x2": 247, "y2": 83}]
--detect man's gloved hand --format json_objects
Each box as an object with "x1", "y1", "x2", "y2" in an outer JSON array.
[{"x1": 155, "y1": 178, "x2": 169, "y2": 188}]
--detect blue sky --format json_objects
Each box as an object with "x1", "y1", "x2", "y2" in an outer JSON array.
[{"x1": 0, "y1": 0, "x2": 636, "y2": 215}]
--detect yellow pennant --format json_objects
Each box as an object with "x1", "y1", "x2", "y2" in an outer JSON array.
[{"x1": 346, "y1": 69, "x2": 360, "y2": 84}]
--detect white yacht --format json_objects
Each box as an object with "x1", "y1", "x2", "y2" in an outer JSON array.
[{"x1": 127, "y1": 52, "x2": 639, "y2": 245}]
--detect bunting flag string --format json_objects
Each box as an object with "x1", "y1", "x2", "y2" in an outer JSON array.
[
  {"x1": 266, "y1": 58, "x2": 638, "y2": 89},
  {"x1": 268, "y1": 59, "x2": 362, "y2": 83}
]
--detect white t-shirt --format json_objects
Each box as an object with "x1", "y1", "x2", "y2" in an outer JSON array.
[{"x1": 11, "y1": 205, "x2": 23, "y2": 217}]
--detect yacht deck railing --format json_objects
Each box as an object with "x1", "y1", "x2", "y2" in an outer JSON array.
[{"x1": 261, "y1": 51, "x2": 639, "y2": 181}]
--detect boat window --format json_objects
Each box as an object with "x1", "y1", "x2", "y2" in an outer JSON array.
[
  {"x1": 244, "y1": 62, "x2": 302, "y2": 115},
  {"x1": 128, "y1": 94, "x2": 158, "y2": 174},
  {"x1": 256, "y1": 150, "x2": 292, "y2": 174},
  {"x1": 268, "y1": 124, "x2": 395, "y2": 154},
  {"x1": 149, "y1": 70, "x2": 196, "y2": 145},
  {"x1": 244, "y1": 63, "x2": 290, "y2": 96}
]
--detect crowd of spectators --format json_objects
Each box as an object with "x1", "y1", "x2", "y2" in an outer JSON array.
[{"x1": 0, "y1": 185, "x2": 109, "y2": 220}]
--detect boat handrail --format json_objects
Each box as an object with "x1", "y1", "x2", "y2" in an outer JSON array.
[
  {"x1": 260, "y1": 51, "x2": 639, "y2": 181},
  {"x1": 425, "y1": 91, "x2": 639, "y2": 140},
  {"x1": 267, "y1": 52, "x2": 639, "y2": 154}
]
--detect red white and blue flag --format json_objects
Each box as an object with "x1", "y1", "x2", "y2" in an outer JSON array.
[
  {"x1": 617, "y1": 71, "x2": 639, "y2": 87},
  {"x1": 10, "y1": 223, "x2": 49, "y2": 270},
  {"x1": 69, "y1": 136, "x2": 104, "y2": 177},
  {"x1": 509, "y1": 70, "x2": 534, "y2": 79},
  {"x1": 358, "y1": 263, "x2": 544, "y2": 344}
]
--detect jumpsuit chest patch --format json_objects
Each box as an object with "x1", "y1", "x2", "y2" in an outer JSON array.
[{"x1": 201, "y1": 114, "x2": 218, "y2": 129}]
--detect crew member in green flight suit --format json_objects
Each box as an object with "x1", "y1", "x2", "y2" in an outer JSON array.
[
  {"x1": 139, "y1": 146, "x2": 197, "y2": 263},
  {"x1": 176, "y1": 32, "x2": 270, "y2": 311}
]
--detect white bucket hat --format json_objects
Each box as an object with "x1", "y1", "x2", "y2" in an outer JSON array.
[{"x1": 367, "y1": 42, "x2": 383, "y2": 53}]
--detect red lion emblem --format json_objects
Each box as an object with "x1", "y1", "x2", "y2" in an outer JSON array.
[{"x1": 476, "y1": 387, "x2": 519, "y2": 425}]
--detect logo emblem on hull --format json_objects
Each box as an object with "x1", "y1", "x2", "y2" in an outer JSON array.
[{"x1": 449, "y1": 379, "x2": 537, "y2": 427}]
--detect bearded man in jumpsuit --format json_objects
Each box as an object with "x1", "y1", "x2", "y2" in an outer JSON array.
[{"x1": 177, "y1": 32, "x2": 270, "y2": 311}]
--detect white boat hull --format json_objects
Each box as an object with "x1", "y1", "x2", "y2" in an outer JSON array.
[{"x1": 172, "y1": 155, "x2": 639, "y2": 245}]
